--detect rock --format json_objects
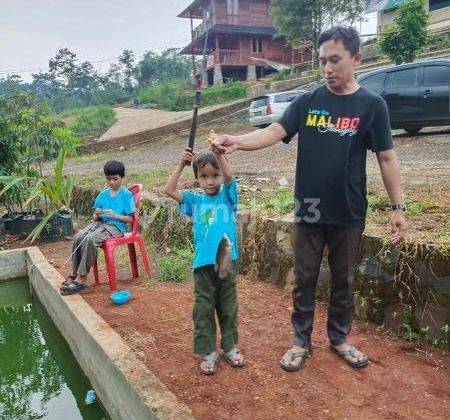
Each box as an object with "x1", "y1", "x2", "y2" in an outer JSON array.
[
  {"x1": 119, "y1": 146, "x2": 126, "y2": 151},
  {"x1": 414, "y1": 303, "x2": 449, "y2": 343},
  {"x1": 415, "y1": 261, "x2": 450, "y2": 294},
  {"x1": 383, "y1": 302, "x2": 404, "y2": 334},
  {"x1": 278, "y1": 176, "x2": 289, "y2": 187}
]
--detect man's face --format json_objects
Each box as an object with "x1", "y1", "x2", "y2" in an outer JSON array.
[{"x1": 319, "y1": 40, "x2": 361, "y2": 90}]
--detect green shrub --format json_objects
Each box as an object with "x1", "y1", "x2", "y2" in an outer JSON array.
[
  {"x1": 272, "y1": 69, "x2": 291, "y2": 82},
  {"x1": 67, "y1": 105, "x2": 116, "y2": 138},
  {"x1": 137, "y1": 79, "x2": 247, "y2": 111},
  {"x1": 264, "y1": 188, "x2": 294, "y2": 214},
  {"x1": 158, "y1": 248, "x2": 193, "y2": 283}
]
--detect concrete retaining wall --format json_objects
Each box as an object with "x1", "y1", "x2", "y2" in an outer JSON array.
[
  {"x1": 0, "y1": 248, "x2": 27, "y2": 280},
  {"x1": 0, "y1": 247, "x2": 194, "y2": 420}
]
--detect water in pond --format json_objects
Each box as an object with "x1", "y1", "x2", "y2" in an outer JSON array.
[{"x1": 0, "y1": 278, "x2": 107, "y2": 419}]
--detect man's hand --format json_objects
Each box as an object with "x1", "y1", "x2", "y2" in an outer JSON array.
[
  {"x1": 391, "y1": 210, "x2": 407, "y2": 244},
  {"x1": 212, "y1": 134, "x2": 239, "y2": 154},
  {"x1": 181, "y1": 147, "x2": 194, "y2": 166}
]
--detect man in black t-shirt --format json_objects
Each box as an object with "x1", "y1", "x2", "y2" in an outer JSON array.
[{"x1": 213, "y1": 27, "x2": 407, "y2": 370}]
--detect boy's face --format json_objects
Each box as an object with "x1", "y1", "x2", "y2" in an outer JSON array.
[
  {"x1": 196, "y1": 163, "x2": 222, "y2": 196},
  {"x1": 106, "y1": 174, "x2": 123, "y2": 190}
]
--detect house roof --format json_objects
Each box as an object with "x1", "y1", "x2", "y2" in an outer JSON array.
[
  {"x1": 180, "y1": 24, "x2": 278, "y2": 54},
  {"x1": 365, "y1": 0, "x2": 408, "y2": 13},
  {"x1": 178, "y1": 0, "x2": 204, "y2": 19}
]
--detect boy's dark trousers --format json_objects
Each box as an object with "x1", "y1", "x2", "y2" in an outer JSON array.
[
  {"x1": 292, "y1": 222, "x2": 364, "y2": 348},
  {"x1": 193, "y1": 263, "x2": 239, "y2": 355}
]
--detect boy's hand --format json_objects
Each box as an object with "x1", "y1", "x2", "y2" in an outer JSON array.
[
  {"x1": 93, "y1": 208, "x2": 102, "y2": 220},
  {"x1": 181, "y1": 147, "x2": 194, "y2": 166},
  {"x1": 102, "y1": 209, "x2": 117, "y2": 218}
]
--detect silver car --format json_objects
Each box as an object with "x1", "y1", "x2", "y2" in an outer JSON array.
[{"x1": 249, "y1": 89, "x2": 306, "y2": 127}]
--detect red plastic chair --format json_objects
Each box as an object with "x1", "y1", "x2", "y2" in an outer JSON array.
[{"x1": 93, "y1": 184, "x2": 151, "y2": 291}]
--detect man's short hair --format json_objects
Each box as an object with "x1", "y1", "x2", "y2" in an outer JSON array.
[
  {"x1": 104, "y1": 160, "x2": 125, "y2": 177},
  {"x1": 192, "y1": 150, "x2": 220, "y2": 178},
  {"x1": 317, "y1": 26, "x2": 360, "y2": 56}
]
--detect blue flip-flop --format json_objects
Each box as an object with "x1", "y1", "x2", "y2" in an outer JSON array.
[{"x1": 60, "y1": 280, "x2": 86, "y2": 296}]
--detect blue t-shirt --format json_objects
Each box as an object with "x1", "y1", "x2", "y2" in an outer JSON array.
[
  {"x1": 93, "y1": 187, "x2": 136, "y2": 233},
  {"x1": 179, "y1": 178, "x2": 239, "y2": 270}
]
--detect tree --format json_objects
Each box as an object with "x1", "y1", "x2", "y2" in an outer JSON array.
[
  {"x1": 48, "y1": 48, "x2": 78, "y2": 85},
  {"x1": 134, "y1": 48, "x2": 191, "y2": 87},
  {"x1": 269, "y1": 0, "x2": 364, "y2": 49},
  {"x1": 379, "y1": 0, "x2": 428, "y2": 64},
  {"x1": 118, "y1": 49, "x2": 135, "y2": 94}
]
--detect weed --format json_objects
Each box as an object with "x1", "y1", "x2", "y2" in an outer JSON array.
[
  {"x1": 66, "y1": 105, "x2": 116, "y2": 138},
  {"x1": 158, "y1": 247, "x2": 193, "y2": 283},
  {"x1": 263, "y1": 188, "x2": 294, "y2": 214}
]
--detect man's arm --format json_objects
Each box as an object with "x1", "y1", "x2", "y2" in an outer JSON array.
[
  {"x1": 376, "y1": 149, "x2": 407, "y2": 243},
  {"x1": 214, "y1": 123, "x2": 287, "y2": 153}
]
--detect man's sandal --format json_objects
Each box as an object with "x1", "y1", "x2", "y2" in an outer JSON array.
[
  {"x1": 280, "y1": 346, "x2": 310, "y2": 372},
  {"x1": 60, "y1": 281, "x2": 86, "y2": 296},
  {"x1": 224, "y1": 347, "x2": 245, "y2": 367},
  {"x1": 330, "y1": 345, "x2": 369, "y2": 368},
  {"x1": 200, "y1": 352, "x2": 221, "y2": 375},
  {"x1": 60, "y1": 275, "x2": 76, "y2": 290}
]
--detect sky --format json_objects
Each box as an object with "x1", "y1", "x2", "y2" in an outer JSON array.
[{"x1": 0, "y1": 0, "x2": 376, "y2": 82}]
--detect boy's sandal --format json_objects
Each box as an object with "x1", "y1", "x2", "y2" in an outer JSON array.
[
  {"x1": 60, "y1": 281, "x2": 86, "y2": 296},
  {"x1": 224, "y1": 347, "x2": 245, "y2": 367},
  {"x1": 60, "y1": 275, "x2": 76, "y2": 290},
  {"x1": 200, "y1": 353, "x2": 221, "y2": 375},
  {"x1": 280, "y1": 346, "x2": 310, "y2": 372},
  {"x1": 330, "y1": 345, "x2": 369, "y2": 368}
]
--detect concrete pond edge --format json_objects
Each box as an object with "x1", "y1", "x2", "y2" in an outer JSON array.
[{"x1": 0, "y1": 247, "x2": 194, "y2": 420}]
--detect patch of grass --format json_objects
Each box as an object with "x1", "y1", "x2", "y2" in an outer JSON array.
[
  {"x1": 77, "y1": 169, "x2": 169, "y2": 190},
  {"x1": 158, "y1": 248, "x2": 193, "y2": 283},
  {"x1": 272, "y1": 69, "x2": 291, "y2": 82},
  {"x1": 405, "y1": 199, "x2": 434, "y2": 215},
  {"x1": 263, "y1": 188, "x2": 294, "y2": 214},
  {"x1": 137, "y1": 79, "x2": 246, "y2": 111},
  {"x1": 65, "y1": 105, "x2": 116, "y2": 138}
]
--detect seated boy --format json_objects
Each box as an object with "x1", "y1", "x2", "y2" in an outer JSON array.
[{"x1": 60, "y1": 160, "x2": 135, "y2": 295}]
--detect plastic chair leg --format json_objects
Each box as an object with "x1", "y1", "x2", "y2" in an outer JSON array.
[
  {"x1": 137, "y1": 237, "x2": 151, "y2": 275},
  {"x1": 103, "y1": 245, "x2": 117, "y2": 291},
  {"x1": 128, "y1": 243, "x2": 139, "y2": 278},
  {"x1": 93, "y1": 256, "x2": 100, "y2": 284}
]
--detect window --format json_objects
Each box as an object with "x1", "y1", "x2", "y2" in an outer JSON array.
[
  {"x1": 429, "y1": 0, "x2": 450, "y2": 11},
  {"x1": 274, "y1": 92, "x2": 300, "y2": 103},
  {"x1": 386, "y1": 68, "x2": 418, "y2": 88},
  {"x1": 423, "y1": 65, "x2": 450, "y2": 86},
  {"x1": 252, "y1": 37, "x2": 263, "y2": 54},
  {"x1": 250, "y1": 97, "x2": 269, "y2": 108},
  {"x1": 360, "y1": 72, "x2": 386, "y2": 92},
  {"x1": 227, "y1": 0, "x2": 239, "y2": 15}
]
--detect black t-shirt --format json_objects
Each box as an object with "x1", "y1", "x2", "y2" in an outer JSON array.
[{"x1": 278, "y1": 85, "x2": 393, "y2": 226}]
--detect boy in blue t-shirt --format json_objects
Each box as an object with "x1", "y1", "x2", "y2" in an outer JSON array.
[
  {"x1": 60, "y1": 160, "x2": 135, "y2": 295},
  {"x1": 165, "y1": 144, "x2": 245, "y2": 375}
]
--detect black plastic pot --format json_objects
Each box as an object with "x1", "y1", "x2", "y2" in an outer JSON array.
[
  {"x1": 1, "y1": 212, "x2": 31, "y2": 234},
  {"x1": 15, "y1": 211, "x2": 45, "y2": 236},
  {"x1": 43, "y1": 211, "x2": 74, "y2": 241}
]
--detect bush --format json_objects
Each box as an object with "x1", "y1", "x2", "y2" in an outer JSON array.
[
  {"x1": 158, "y1": 248, "x2": 193, "y2": 282},
  {"x1": 264, "y1": 188, "x2": 294, "y2": 214},
  {"x1": 272, "y1": 69, "x2": 291, "y2": 82},
  {"x1": 67, "y1": 105, "x2": 116, "y2": 138},
  {"x1": 137, "y1": 79, "x2": 247, "y2": 111}
]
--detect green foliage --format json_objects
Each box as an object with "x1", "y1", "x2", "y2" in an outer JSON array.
[
  {"x1": 269, "y1": 0, "x2": 364, "y2": 47},
  {"x1": 134, "y1": 48, "x2": 192, "y2": 87},
  {"x1": 379, "y1": 0, "x2": 428, "y2": 64},
  {"x1": 263, "y1": 188, "x2": 294, "y2": 214},
  {"x1": 158, "y1": 248, "x2": 193, "y2": 283},
  {"x1": 66, "y1": 105, "x2": 116, "y2": 138},
  {"x1": 137, "y1": 80, "x2": 246, "y2": 111},
  {"x1": 272, "y1": 69, "x2": 291, "y2": 81}
]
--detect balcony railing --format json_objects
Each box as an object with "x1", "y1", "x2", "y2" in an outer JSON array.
[{"x1": 191, "y1": 14, "x2": 272, "y2": 40}]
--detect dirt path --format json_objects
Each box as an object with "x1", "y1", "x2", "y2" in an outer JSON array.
[
  {"x1": 24, "y1": 240, "x2": 450, "y2": 420},
  {"x1": 100, "y1": 103, "x2": 240, "y2": 142},
  {"x1": 68, "y1": 122, "x2": 450, "y2": 190}
]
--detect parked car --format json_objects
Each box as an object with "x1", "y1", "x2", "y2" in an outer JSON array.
[
  {"x1": 358, "y1": 60, "x2": 450, "y2": 134},
  {"x1": 249, "y1": 89, "x2": 306, "y2": 127}
]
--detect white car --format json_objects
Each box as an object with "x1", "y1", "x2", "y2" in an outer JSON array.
[{"x1": 249, "y1": 89, "x2": 306, "y2": 127}]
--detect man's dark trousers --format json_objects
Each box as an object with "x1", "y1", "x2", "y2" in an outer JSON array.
[{"x1": 292, "y1": 222, "x2": 364, "y2": 348}]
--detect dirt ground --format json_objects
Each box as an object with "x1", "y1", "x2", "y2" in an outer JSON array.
[
  {"x1": 10, "y1": 238, "x2": 449, "y2": 420},
  {"x1": 67, "y1": 122, "x2": 450, "y2": 190},
  {"x1": 99, "y1": 103, "x2": 239, "y2": 142}
]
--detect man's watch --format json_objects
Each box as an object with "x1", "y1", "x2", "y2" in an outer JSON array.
[{"x1": 392, "y1": 203, "x2": 406, "y2": 212}]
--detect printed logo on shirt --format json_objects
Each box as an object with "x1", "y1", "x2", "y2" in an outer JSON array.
[
  {"x1": 306, "y1": 109, "x2": 360, "y2": 137},
  {"x1": 200, "y1": 208, "x2": 216, "y2": 225}
]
